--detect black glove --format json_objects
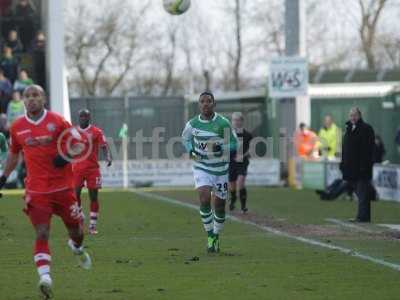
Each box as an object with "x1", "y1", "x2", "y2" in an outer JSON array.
[
  {"x1": 0, "y1": 175, "x2": 7, "y2": 189},
  {"x1": 53, "y1": 154, "x2": 70, "y2": 168}
]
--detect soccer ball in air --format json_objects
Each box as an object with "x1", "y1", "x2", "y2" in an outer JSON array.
[{"x1": 163, "y1": 0, "x2": 191, "y2": 15}]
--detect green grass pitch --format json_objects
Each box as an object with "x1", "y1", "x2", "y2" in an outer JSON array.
[{"x1": 0, "y1": 188, "x2": 399, "y2": 299}]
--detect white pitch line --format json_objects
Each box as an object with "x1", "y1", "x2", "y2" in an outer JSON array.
[
  {"x1": 325, "y1": 218, "x2": 375, "y2": 233},
  {"x1": 379, "y1": 224, "x2": 400, "y2": 232},
  {"x1": 130, "y1": 189, "x2": 400, "y2": 272}
]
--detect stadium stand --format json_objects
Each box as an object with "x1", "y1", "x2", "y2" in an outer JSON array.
[{"x1": 0, "y1": 0, "x2": 46, "y2": 135}]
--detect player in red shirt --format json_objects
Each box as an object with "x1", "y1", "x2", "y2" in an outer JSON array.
[
  {"x1": 0, "y1": 85, "x2": 92, "y2": 299},
  {"x1": 73, "y1": 109, "x2": 112, "y2": 235}
]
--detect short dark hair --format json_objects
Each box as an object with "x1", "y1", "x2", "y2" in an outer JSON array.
[
  {"x1": 78, "y1": 108, "x2": 90, "y2": 116},
  {"x1": 199, "y1": 91, "x2": 215, "y2": 102}
]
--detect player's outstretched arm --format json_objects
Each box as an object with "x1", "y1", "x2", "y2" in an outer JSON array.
[{"x1": 0, "y1": 152, "x2": 19, "y2": 189}]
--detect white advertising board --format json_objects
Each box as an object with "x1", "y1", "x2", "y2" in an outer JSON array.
[
  {"x1": 373, "y1": 164, "x2": 400, "y2": 202},
  {"x1": 100, "y1": 159, "x2": 281, "y2": 187},
  {"x1": 269, "y1": 56, "x2": 308, "y2": 98}
]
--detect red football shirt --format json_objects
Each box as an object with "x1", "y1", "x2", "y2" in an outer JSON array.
[
  {"x1": 72, "y1": 125, "x2": 107, "y2": 171},
  {"x1": 10, "y1": 110, "x2": 81, "y2": 193}
]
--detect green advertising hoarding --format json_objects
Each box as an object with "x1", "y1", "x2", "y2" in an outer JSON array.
[{"x1": 301, "y1": 161, "x2": 325, "y2": 190}]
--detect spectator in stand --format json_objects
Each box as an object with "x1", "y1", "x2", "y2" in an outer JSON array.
[
  {"x1": 0, "y1": 128, "x2": 7, "y2": 164},
  {"x1": 14, "y1": 0, "x2": 37, "y2": 51},
  {"x1": 4, "y1": 29, "x2": 23, "y2": 56},
  {"x1": 31, "y1": 31, "x2": 45, "y2": 88},
  {"x1": 13, "y1": 69, "x2": 33, "y2": 93},
  {"x1": 0, "y1": 46, "x2": 19, "y2": 83},
  {"x1": 0, "y1": 68, "x2": 12, "y2": 95},
  {"x1": 0, "y1": 2, "x2": 14, "y2": 40},
  {"x1": 0, "y1": 68, "x2": 12, "y2": 113},
  {"x1": 0, "y1": 0, "x2": 12, "y2": 16},
  {"x1": 0, "y1": 113, "x2": 9, "y2": 138},
  {"x1": 7, "y1": 90, "x2": 24, "y2": 127}
]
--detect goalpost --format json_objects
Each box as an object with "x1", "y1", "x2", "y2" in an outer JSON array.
[{"x1": 46, "y1": 0, "x2": 71, "y2": 121}]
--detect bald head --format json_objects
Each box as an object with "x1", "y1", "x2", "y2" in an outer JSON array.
[
  {"x1": 232, "y1": 112, "x2": 244, "y2": 129},
  {"x1": 23, "y1": 84, "x2": 45, "y2": 98},
  {"x1": 324, "y1": 115, "x2": 333, "y2": 128},
  {"x1": 23, "y1": 84, "x2": 46, "y2": 116}
]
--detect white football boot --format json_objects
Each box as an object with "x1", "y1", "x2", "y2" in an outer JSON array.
[
  {"x1": 67, "y1": 239, "x2": 92, "y2": 270},
  {"x1": 38, "y1": 274, "x2": 53, "y2": 299}
]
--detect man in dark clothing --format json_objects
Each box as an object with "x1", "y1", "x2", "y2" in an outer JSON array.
[
  {"x1": 372, "y1": 135, "x2": 385, "y2": 164},
  {"x1": 0, "y1": 46, "x2": 19, "y2": 83},
  {"x1": 14, "y1": 0, "x2": 37, "y2": 50},
  {"x1": 340, "y1": 107, "x2": 375, "y2": 222},
  {"x1": 31, "y1": 31, "x2": 46, "y2": 88},
  {"x1": 395, "y1": 128, "x2": 400, "y2": 155},
  {"x1": 229, "y1": 112, "x2": 253, "y2": 213},
  {"x1": 0, "y1": 68, "x2": 12, "y2": 114},
  {"x1": 4, "y1": 30, "x2": 23, "y2": 56}
]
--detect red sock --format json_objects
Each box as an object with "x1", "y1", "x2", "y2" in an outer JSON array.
[
  {"x1": 90, "y1": 200, "x2": 99, "y2": 213},
  {"x1": 90, "y1": 201, "x2": 99, "y2": 227},
  {"x1": 34, "y1": 239, "x2": 51, "y2": 277}
]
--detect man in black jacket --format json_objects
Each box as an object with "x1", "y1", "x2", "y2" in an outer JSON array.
[{"x1": 340, "y1": 107, "x2": 375, "y2": 222}]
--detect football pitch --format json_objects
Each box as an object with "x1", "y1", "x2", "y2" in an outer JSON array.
[{"x1": 0, "y1": 187, "x2": 400, "y2": 299}]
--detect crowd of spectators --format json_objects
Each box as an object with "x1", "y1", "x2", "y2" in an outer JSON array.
[{"x1": 0, "y1": 0, "x2": 45, "y2": 138}]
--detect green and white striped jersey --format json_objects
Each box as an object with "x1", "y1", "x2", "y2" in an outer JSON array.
[{"x1": 182, "y1": 113, "x2": 238, "y2": 175}]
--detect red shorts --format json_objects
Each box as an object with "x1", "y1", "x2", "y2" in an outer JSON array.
[
  {"x1": 23, "y1": 189, "x2": 83, "y2": 227},
  {"x1": 73, "y1": 168, "x2": 102, "y2": 189}
]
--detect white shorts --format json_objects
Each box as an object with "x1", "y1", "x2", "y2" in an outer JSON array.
[{"x1": 193, "y1": 168, "x2": 228, "y2": 200}]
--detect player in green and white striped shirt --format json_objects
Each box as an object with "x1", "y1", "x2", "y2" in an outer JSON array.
[{"x1": 182, "y1": 92, "x2": 238, "y2": 253}]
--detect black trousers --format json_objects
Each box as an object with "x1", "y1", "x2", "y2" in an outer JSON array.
[{"x1": 351, "y1": 179, "x2": 372, "y2": 222}]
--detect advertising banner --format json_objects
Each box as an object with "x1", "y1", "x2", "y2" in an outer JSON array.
[
  {"x1": 373, "y1": 164, "x2": 400, "y2": 202},
  {"x1": 100, "y1": 159, "x2": 281, "y2": 188},
  {"x1": 269, "y1": 56, "x2": 308, "y2": 98}
]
